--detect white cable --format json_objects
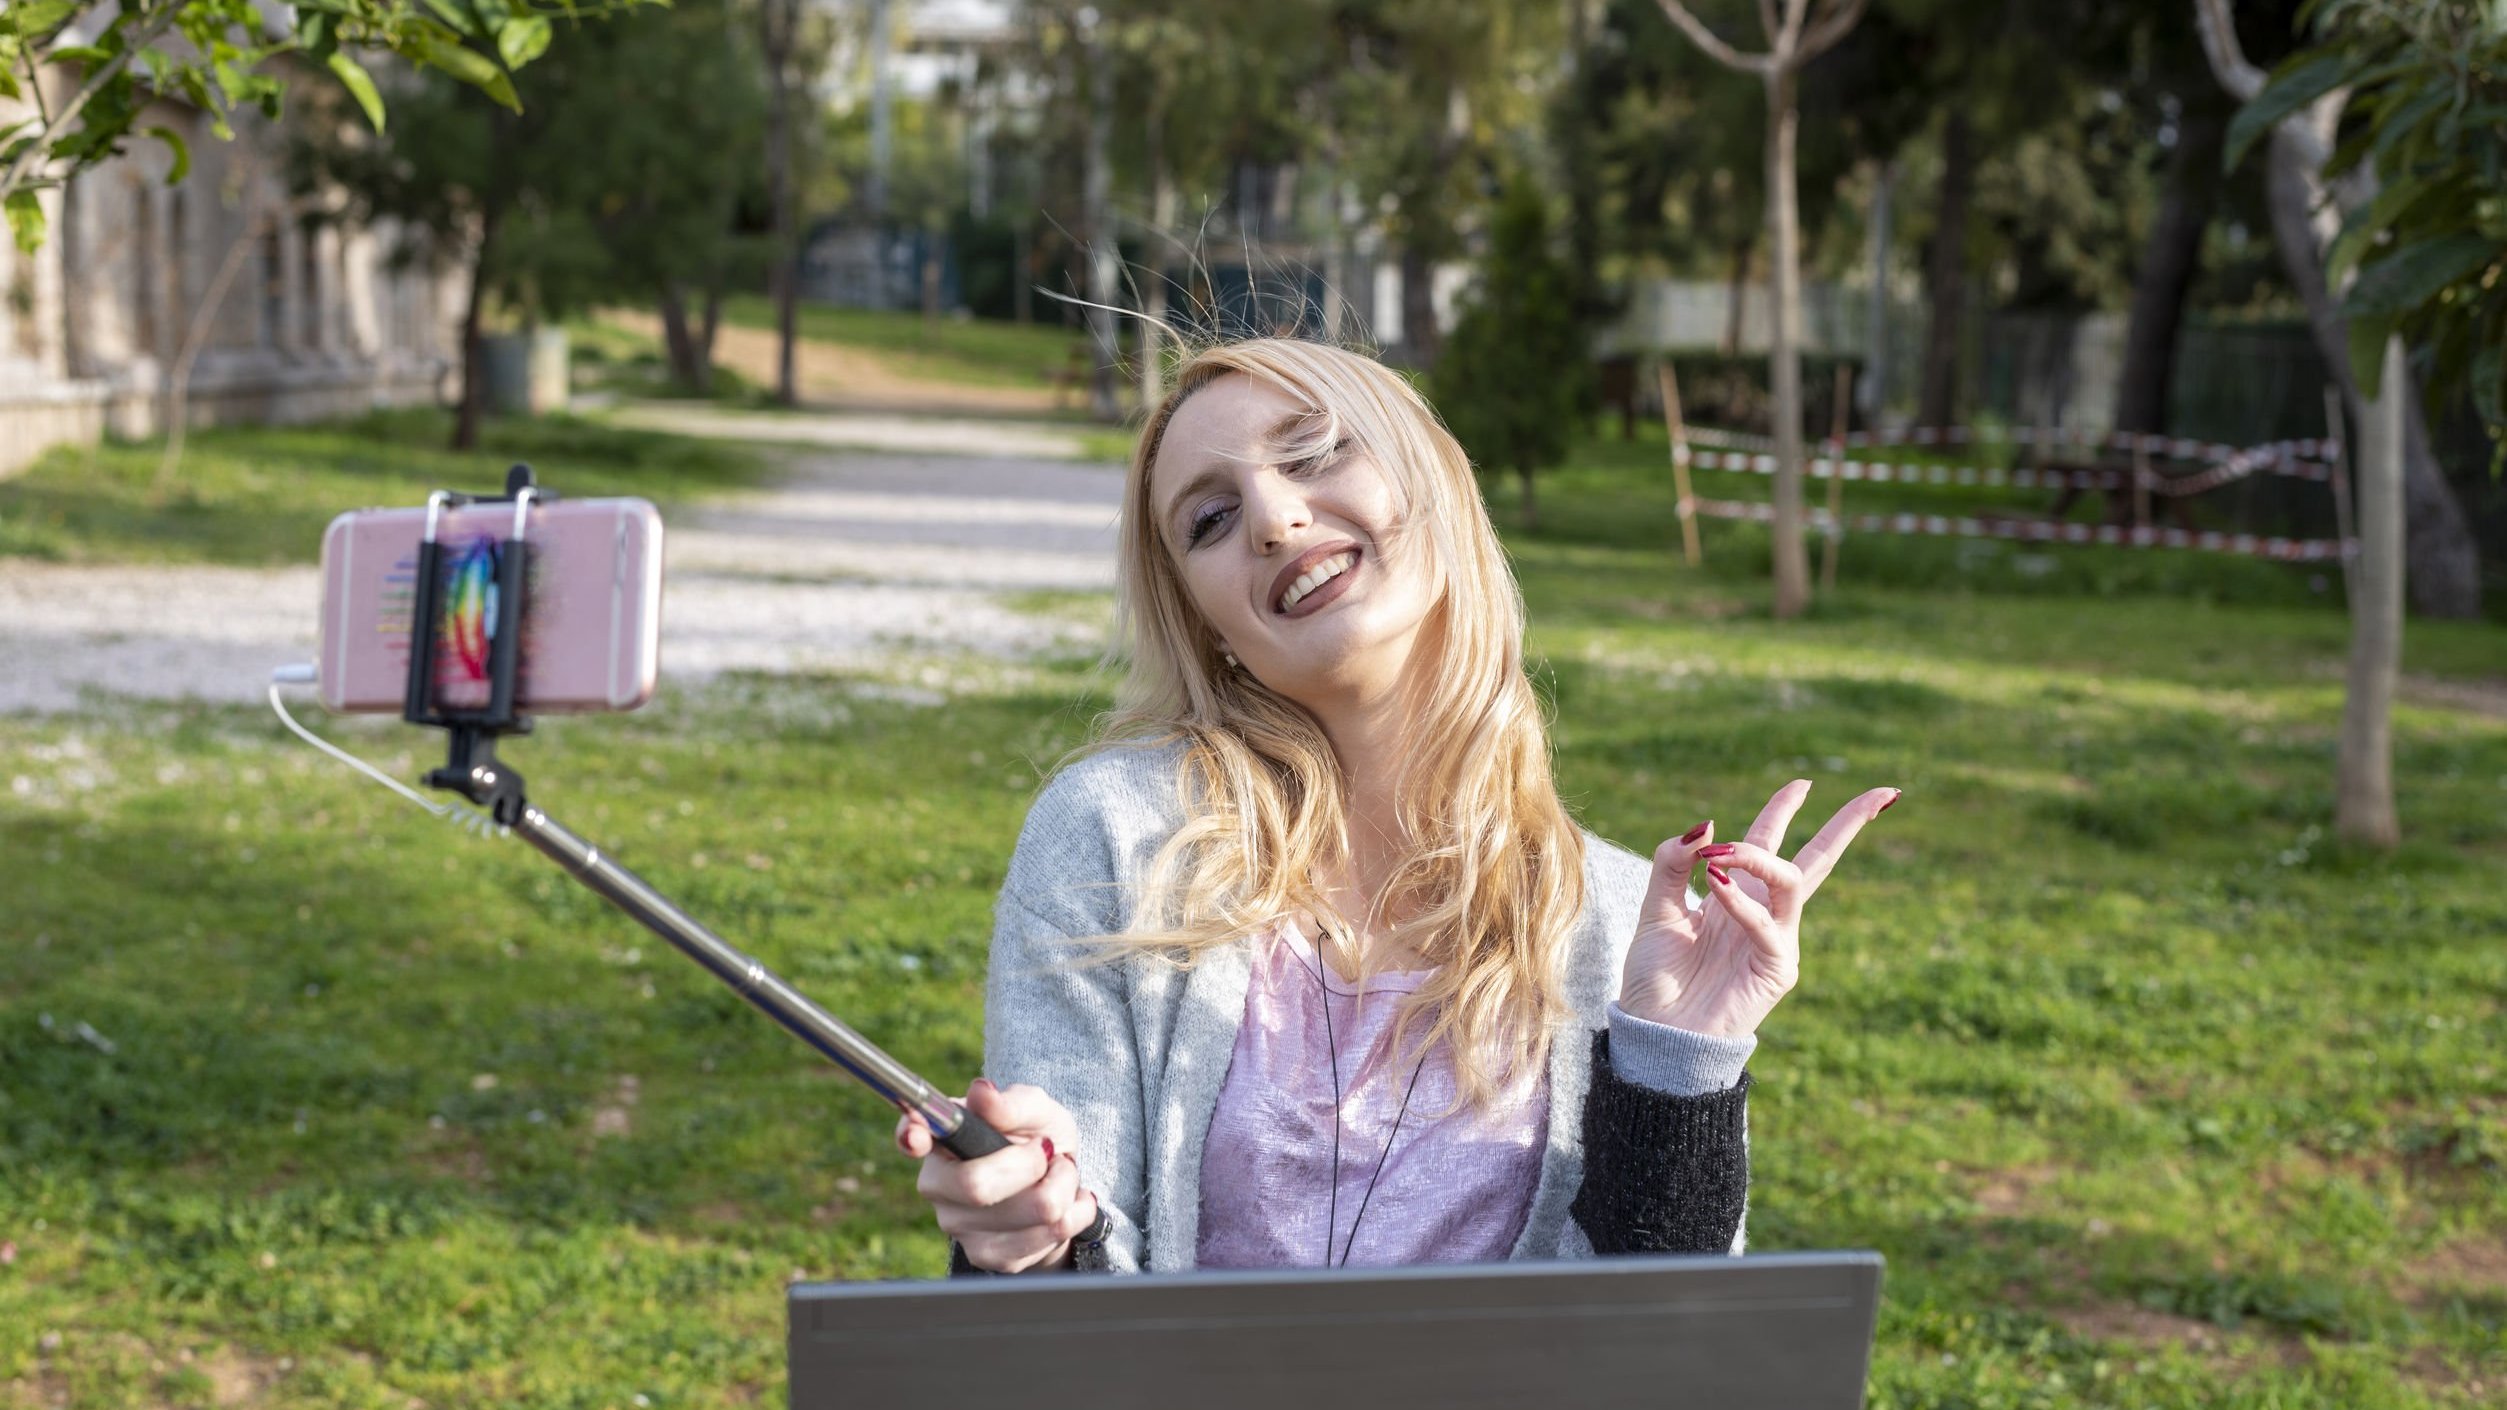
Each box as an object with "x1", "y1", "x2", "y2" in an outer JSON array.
[{"x1": 266, "y1": 670, "x2": 508, "y2": 837}]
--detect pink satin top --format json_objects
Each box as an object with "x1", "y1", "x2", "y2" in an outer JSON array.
[{"x1": 1195, "y1": 916, "x2": 1551, "y2": 1268}]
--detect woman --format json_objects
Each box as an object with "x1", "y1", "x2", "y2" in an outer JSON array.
[{"x1": 895, "y1": 338, "x2": 1897, "y2": 1274}]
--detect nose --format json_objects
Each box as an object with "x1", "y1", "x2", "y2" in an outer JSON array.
[{"x1": 1243, "y1": 465, "x2": 1311, "y2": 555}]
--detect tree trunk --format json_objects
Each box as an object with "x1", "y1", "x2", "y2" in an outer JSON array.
[
  {"x1": 1081, "y1": 25, "x2": 1119, "y2": 421},
  {"x1": 1859, "y1": 160, "x2": 1892, "y2": 423},
  {"x1": 1012, "y1": 220, "x2": 1033, "y2": 325},
  {"x1": 1720, "y1": 237, "x2": 1751, "y2": 356},
  {"x1": 1917, "y1": 109, "x2": 1971, "y2": 429},
  {"x1": 453, "y1": 209, "x2": 498, "y2": 452},
  {"x1": 1764, "y1": 65, "x2": 1811, "y2": 620},
  {"x1": 1140, "y1": 144, "x2": 1175, "y2": 410},
  {"x1": 658, "y1": 284, "x2": 705, "y2": 392},
  {"x1": 763, "y1": 0, "x2": 800, "y2": 408},
  {"x1": 699, "y1": 286, "x2": 723, "y2": 375},
  {"x1": 2112, "y1": 99, "x2": 2226, "y2": 434},
  {"x1": 1399, "y1": 242, "x2": 1441, "y2": 366},
  {"x1": 2262, "y1": 128, "x2": 2482, "y2": 619},
  {"x1": 2336, "y1": 336, "x2": 2403, "y2": 847}
]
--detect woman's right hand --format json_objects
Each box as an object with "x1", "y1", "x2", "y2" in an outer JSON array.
[{"x1": 894, "y1": 1077, "x2": 1099, "y2": 1273}]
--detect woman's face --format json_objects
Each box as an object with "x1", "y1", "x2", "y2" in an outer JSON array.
[{"x1": 1147, "y1": 372, "x2": 1441, "y2": 708}]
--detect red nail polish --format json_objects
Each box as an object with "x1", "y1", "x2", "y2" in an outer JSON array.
[
  {"x1": 1041, "y1": 1137, "x2": 1056, "y2": 1164},
  {"x1": 1679, "y1": 821, "x2": 1710, "y2": 845},
  {"x1": 1879, "y1": 789, "x2": 1902, "y2": 814},
  {"x1": 1708, "y1": 865, "x2": 1732, "y2": 886},
  {"x1": 1696, "y1": 843, "x2": 1736, "y2": 860}
]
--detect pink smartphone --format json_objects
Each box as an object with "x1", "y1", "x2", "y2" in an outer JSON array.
[{"x1": 318, "y1": 496, "x2": 664, "y2": 714}]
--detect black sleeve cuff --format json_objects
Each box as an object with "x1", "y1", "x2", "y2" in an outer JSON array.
[{"x1": 1568, "y1": 1026, "x2": 1752, "y2": 1255}]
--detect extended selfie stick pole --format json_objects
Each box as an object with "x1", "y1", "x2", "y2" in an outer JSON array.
[{"x1": 401, "y1": 466, "x2": 1009, "y2": 1160}]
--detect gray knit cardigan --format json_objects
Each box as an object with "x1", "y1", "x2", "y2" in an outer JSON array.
[{"x1": 963, "y1": 734, "x2": 1757, "y2": 1274}]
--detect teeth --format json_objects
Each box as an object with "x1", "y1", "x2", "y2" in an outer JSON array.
[{"x1": 1280, "y1": 552, "x2": 1356, "y2": 611}]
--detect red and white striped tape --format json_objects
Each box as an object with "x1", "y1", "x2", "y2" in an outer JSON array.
[
  {"x1": 1824, "y1": 424, "x2": 2342, "y2": 465},
  {"x1": 1673, "y1": 441, "x2": 2336, "y2": 495},
  {"x1": 1677, "y1": 495, "x2": 2355, "y2": 563}
]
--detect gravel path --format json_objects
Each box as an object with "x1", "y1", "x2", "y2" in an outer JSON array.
[{"x1": 0, "y1": 431, "x2": 1124, "y2": 715}]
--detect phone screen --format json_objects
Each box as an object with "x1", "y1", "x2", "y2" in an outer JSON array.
[
  {"x1": 417, "y1": 531, "x2": 520, "y2": 711},
  {"x1": 320, "y1": 498, "x2": 663, "y2": 714}
]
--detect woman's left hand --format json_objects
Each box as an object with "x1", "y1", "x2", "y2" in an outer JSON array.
[{"x1": 1618, "y1": 778, "x2": 1901, "y2": 1039}]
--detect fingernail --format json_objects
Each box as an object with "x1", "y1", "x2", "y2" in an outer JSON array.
[
  {"x1": 1708, "y1": 865, "x2": 1732, "y2": 886},
  {"x1": 1041, "y1": 1137, "x2": 1056, "y2": 1164},
  {"x1": 897, "y1": 1128, "x2": 915, "y2": 1153},
  {"x1": 1879, "y1": 789, "x2": 1902, "y2": 814},
  {"x1": 1696, "y1": 843, "x2": 1736, "y2": 860},
  {"x1": 1679, "y1": 821, "x2": 1710, "y2": 845},
  {"x1": 971, "y1": 1077, "x2": 996, "y2": 1096}
]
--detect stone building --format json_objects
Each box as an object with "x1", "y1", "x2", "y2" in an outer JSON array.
[{"x1": 1, "y1": 75, "x2": 470, "y2": 476}]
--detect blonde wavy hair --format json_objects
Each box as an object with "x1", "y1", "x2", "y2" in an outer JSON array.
[{"x1": 1059, "y1": 337, "x2": 1589, "y2": 1114}]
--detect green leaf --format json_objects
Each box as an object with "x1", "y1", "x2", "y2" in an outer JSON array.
[
  {"x1": 496, "y1": 14, "x2": 551, "y2": 70},
  {"x1": 143, "y1": 124, "x2": 188, "y2": 184},
  {"x1": 297, "y1": 10, "x2": 337, "y2": 59},
  {"x1": 2343, "y1": 234, "x2": 2496, "y2": 319},
  {"x1": 2327, "y1": 179, "x2": 2444, "y2": 288},
  {"x1": 2473, "y1": 344, "x2": 2504, "y2": 435},
  {"x1": 4, "y1": 189, "x2": 44, "y2": 254},
  {"x1": 422, "y1": 0, "x2": 490, "y2": 41},
  {"x1": 7, "y1": 1, "x2": 81, "y2": 39},
  {"x1": 400, "y1": 30, "x2": 522, "y2": 111},
  {"x1": 326, "y1": 50, "x2": 386, "y2": 132},
  {"x1": 49, "y1": 43, "x2": 112, "y2": 67},
  {"x1": 2227, "y1": 54, "x2": 2354, "y2": 171}
]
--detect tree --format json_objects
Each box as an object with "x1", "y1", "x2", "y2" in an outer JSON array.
[
  {"x1": 300, "y1": 5, "x2": 723, "y2": 447},
  {"x1": 758, "y1": 0, "x2": 803, "y2": 407},
  {"x1": 1432, "y1": 180, "x2": 1587, "y2": 528},
  {"x1": 1336, "y1": 0, "x2": 1563, "y2": 367},
  {"x1": 525, "y1": 0, "x2": 769, "y2": 395},
  {"x1": 0, "y1": 0, "x2": 607, "y2": 251},
  {"x1": 1645, "y1": 0, "x2": 1867, "y2": 620},
  {"x1": 2196, "y1": 0, "x2": 2484, "y2": 620},
  {"x1": 2269, "y1": 1, "x2": 2507, "y2": 462}
]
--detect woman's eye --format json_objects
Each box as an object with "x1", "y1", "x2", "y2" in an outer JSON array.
[
  {"x1": 1291, "y1": 438, "x2": 1352, "y2": 477},
  {"x1": 1186, "y1": 503, "x2": 1230, "y2": 547}
]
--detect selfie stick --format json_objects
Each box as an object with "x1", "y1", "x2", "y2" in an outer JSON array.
[{"x1": 399, "y1": 465, "x2": 1009, "y2": 1161}]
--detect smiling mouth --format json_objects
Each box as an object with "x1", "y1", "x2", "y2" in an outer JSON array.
[{"x1": 1276, "y1": 549, "x2": 1360, "y2": 615}]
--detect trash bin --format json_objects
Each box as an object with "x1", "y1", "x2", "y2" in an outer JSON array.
[{"x1": 482, "y1": 328, "x2": 570, "y2": 416}]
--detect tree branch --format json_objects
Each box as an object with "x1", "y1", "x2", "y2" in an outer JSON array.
[
  {"x1": 1799, "y1": 0, "x2": 1867, "y2": 62},
  {"x1": 1652, "y1": 0, "x2": 1772, "y2": 73},
  {"x1": 2194, "y1": 0, "x2": 2266, "y2": 102},
  {"x1": 0, "y1": 1, "x2": 185, "y2": 204},
  {"x1": 1776, "y1": 0, "x2": 1812, "y2": 54}
]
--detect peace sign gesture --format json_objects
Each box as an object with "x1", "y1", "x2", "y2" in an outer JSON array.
[{"x1": 1617, "y1": 779, "x2": 1901, "y2": 1040}]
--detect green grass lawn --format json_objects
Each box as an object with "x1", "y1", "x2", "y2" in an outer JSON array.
[
  {"x1": 2, "y1": 419, "x2": 2503, "y2": 1407},
  {"x1": 0, "y1": 411, "x2": 766, "y2": 568},
  {"x1": 714, "y1": 296, "x2": 1087, "y2": 392}
]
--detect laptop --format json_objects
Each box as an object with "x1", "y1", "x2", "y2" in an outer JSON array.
[{"x1": 789, "y1": 1251, "x2": 1883, "y2": 1408}]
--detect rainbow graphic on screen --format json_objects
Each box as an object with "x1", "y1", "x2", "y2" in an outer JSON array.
[{"x1": 437, "y1": 535, "x2": 502, "y2": 693}]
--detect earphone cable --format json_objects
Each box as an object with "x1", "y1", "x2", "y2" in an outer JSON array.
[{"x1": 1300, "y1": 915, "x2": 1431, "y2": 1269}]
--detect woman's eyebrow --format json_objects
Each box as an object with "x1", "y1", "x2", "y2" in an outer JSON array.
[{"x1": 1161, "y1": 411, "x2": 1316, "y2": 533}]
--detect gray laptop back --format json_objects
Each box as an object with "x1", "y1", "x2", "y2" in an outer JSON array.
[{"x1": 789, "y1": 1251, "x2": 1882, "y2": 1409}]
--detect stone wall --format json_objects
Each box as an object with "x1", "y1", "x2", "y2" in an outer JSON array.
[{"x1": 0, "y1": 74, "x2": 468, "y2": 478}]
